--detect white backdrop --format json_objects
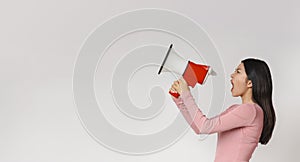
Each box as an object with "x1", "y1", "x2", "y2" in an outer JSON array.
[{"x1": 1, "y1": 0, "x2": 299, "y2": 161}]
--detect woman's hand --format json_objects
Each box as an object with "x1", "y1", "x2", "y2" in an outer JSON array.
[{"x1": 169, "y1": 78, "x2": 190, "y2": 95}]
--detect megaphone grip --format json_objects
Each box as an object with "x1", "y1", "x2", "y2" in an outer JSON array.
[{"x1": 169, "y1": 90, "x2": 180, "y2": 98}]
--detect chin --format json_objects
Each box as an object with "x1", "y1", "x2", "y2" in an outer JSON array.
[{"x1": 231, "y1": 91, "x2": 239, "y2": 97}]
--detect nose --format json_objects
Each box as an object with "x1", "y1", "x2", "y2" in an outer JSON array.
[{"x1": 230, "y1": 73, "x2": 234, "y2": 78}]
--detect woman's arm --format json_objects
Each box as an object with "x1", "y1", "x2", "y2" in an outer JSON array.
[
  {"x1": 173, "y1": 91, "x2": 257, "y2": 134},
  {"x1": 172, "y1": 95, "x2": 201, "y2": 133}
]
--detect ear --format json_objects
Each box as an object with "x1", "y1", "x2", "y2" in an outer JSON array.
[{"x1": 247, "y1": 80, "x2": 252, "y2": 88}]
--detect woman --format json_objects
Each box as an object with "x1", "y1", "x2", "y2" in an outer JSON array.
[{"x1": 170, "y1": 58, "x2": 276, "y2": 162}]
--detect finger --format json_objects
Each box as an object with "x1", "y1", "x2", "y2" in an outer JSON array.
[
  {"x1": 179, "y1": 78, "x2": 187, "y2": 85},
  {"x1": 173, "y1": 81, "x2": 179, "y2": 86},
  {"x1": 171, "y1": 85, "x2": 178, "y2": 90},
  {"x1": 169, "y1": 87, "x2": 177, "y2": 92},
  {"x1": 173, "y1": 80, "x2": 179, "y2": 86},
  {"x1": 172, "y1": 82, "x2": 179, "y2": 88},
  {"x1": 178, "y1": 78, "x2": 183, "y2": 83}
]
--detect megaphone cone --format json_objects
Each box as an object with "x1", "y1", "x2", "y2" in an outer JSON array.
[
  {"x1": 158, "y1": 44, "x2": 216, "y2": 98},
  {"x1": 158, "y1": 44, "x2": 188, "y2": 76}
]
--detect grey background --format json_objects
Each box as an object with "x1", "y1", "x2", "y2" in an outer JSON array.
[{"x1": 1, "y1": 0, "x2": 299, "y2": 161}]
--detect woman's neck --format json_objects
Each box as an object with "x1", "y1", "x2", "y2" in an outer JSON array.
[{"x1": 241, "y1": 89, "x2": 255, "y2": 104}]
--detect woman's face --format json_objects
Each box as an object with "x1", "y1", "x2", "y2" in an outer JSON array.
[{"x1": 230, "y1": 63, "x2": 252, "y2": 97}]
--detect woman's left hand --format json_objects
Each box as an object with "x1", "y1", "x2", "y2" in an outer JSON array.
[{"x1": 170, "y1": 78, "x2": 190, "y2": 95}]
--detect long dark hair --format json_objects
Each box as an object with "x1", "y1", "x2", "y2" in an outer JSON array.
[{"x1": 242, "y1": 58, "x2": 276, "y2": 145}]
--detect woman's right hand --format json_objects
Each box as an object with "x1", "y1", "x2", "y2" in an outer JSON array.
[
  {"x1": 170, "y1": 78, "x2": 190, "y2": 95},
  {"x1": 170, "y1": 79, "x2": 179, "y2": 90}
]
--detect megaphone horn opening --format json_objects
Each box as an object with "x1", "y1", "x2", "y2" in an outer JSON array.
[{"x1": 158, "y1": 44, "x2": 173, "y2": 75}]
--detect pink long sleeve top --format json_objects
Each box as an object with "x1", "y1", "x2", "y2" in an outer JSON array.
[{"x1": 173, "y1": 91, "x2": 264, "y2": 162}]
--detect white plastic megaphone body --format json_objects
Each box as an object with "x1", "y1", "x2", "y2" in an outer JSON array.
[{"x1": 158, "y1": 44, "x2": 216, "y2": 98}]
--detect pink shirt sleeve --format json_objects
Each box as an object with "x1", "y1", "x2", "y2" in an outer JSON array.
[{"x1": 173, "y1": 91, "x2": 257, "y2": 134}]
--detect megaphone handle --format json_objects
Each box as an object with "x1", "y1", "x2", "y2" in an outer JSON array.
[{"x1": 169, "y1": 90, "x2": 180, "y2": 98}]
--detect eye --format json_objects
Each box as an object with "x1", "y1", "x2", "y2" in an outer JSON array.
[{"x1": 234, "y1": 69, "x2": 239, "y2": 73}]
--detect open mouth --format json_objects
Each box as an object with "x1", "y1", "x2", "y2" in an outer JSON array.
[{"x1": 230, "y1": 80, "x2": 234, "y2": 91}]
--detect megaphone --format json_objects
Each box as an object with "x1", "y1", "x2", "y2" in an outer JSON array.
[{"x1": 158, "y1": 44, "x2": 216, "y2": 98}]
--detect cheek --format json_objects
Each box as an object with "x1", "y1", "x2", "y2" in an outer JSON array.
[
  {"x1": 236, "y1": 80, "x2": 244, "y2": 88},
  {"x1": 233, "y1": 78, "x2": 247, "y2": 93}
]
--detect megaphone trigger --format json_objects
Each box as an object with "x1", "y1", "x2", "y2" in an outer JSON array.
[{"x1": 169, "y1": 90, "x2": 180, "y2": 98}]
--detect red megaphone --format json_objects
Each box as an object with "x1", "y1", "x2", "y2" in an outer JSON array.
[{"x1": 158, "y1": 44, "x2": 216, "y2": 98}]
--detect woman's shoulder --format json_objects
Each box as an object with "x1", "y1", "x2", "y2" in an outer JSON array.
[
  {"x1": 230, "y1": 103, "x2": 260, "y2": 110},
  {"x1": 223, "y1": 103, "x2": 260, "y2": 116},
  {"x1": 238, "y1": 103, "x2": 263, "y2": 114},
  {"x1": 228, "y1": 103, "x2": 259, "y2": 119}
]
